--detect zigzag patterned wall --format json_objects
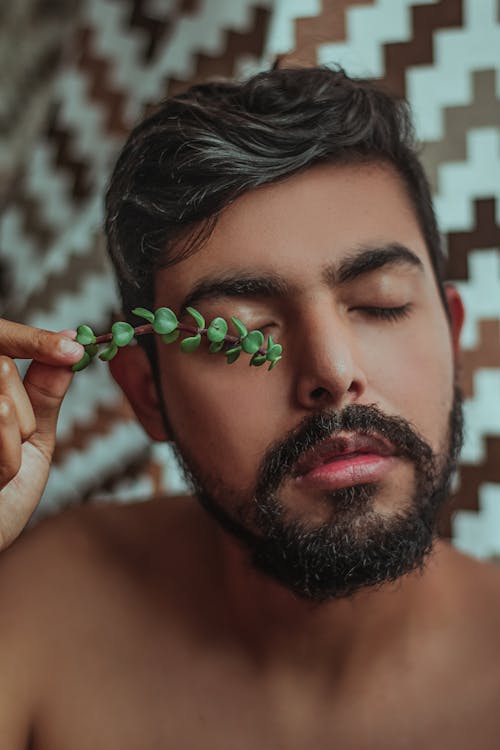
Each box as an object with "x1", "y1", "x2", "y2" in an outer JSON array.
[{"x1": 1, "y1": 0, "x2": 499, "y2": 561}]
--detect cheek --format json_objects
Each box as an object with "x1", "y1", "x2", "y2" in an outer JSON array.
[
  {"x1": 367, "y1": 312, "x2": 454, "y2": 451},
  {"x1": 158, "y1": 348, "x2": 282, "y2": 484}
]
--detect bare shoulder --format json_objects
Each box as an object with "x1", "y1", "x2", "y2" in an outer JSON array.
[
  {"x1": 441, "y1": 539, "x2": 500, "y2": 601},
  {"x1": 432, "y1": 539, "x2": 500, "y2": 678},
  {"x1": 0, "y1": 493, "x2": 199, "y2": 600},
  {"x1": 0, "y1": 495, "x2": 198, "y2": 747},
  {"x1": 0, "y1": 498, "x2": 158, "y2": 588},
  {"x1": 0, "y1": 498, "x2": 162, "y2": 639},
  {"x1": 434, "y1": 539, "x2": 500, "y2": 620},
  {"x1": 0, "y1": 501, "x2": 113, "y2": 747},
  {"x1": 0, "y1": 492, "x2": 208, "y2": 655}
]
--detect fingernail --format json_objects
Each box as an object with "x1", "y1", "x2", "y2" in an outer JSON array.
[
  {"x1": 57, "y1": 329, "x2": 77, "y2": 338},
  {"x1": 58, "y1": 338, "x2": 84, "y2": 357}
]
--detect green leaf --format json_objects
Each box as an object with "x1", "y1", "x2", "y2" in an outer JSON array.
[
  {"x1": 268, "y1": 356, "x2": 282, "y2": 371},
  {"x1": 225, "y1": 347, "x2": 242, "y2": 364},
  {"x1": 249, "y1": 353, "x2": 267, "y2": 367},
  {"x1": 230, "y1": 316, "x2": 248, "y2": 339},
  {"x1": 76, "y1": 324, "x2": 96, "y2": 346},
  {"x1": 161, "y1": 329, "x2": 180, "y2": 344},
  {"x1": 185, "y1": 306, "x2": 205, "y2": 329},
  {"x1": 180, "y1": 334, "x2": 202, "y2": 353},
  {"x1": 266, "y1": 334, "x2": 275, "y2": 352},
  {"x1": 132, "y1": 307, "x2": 155, "y2": 324},
  {"x1": 208, "y1": 341, "x2": 225, "y2": 353},
  {"x1": 207, "y1": 317, "x2": 228, "y2": 343},
  {"x1": 266, "y1": 344, "x2": 283, "y2": 361},
  {"x1": 241, "y1": 330, "x2": 264, "y2": 354},
  {"x1": 111, "y1": 321, "x2": 135, "y2": 348},
  {"x1": 99, "y1": 342, "x2": 119, "y2": 361},
  {"x1": 71, "y1": 352, "x2": 91, "y2": 372},
  {"x1": 153, "y1": 307, "x2": 179, "y2": 335}
]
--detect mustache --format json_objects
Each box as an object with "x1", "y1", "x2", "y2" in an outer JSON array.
[{"x1": 255, "y1": 403, "x2": 434, "y2": 497}]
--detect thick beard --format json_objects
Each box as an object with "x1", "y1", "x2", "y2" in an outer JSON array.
[{"x1": 169, "y1": 385, "x2": 464, "y2": 602}]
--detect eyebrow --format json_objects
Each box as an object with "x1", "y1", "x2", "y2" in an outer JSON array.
[{"x1": 177, "y1": 242, "x2": 424, "y2": 313}]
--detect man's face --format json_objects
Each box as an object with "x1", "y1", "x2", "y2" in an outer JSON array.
[{"x1": 152, "y1": 161, "x2": 464, "y2": 601}]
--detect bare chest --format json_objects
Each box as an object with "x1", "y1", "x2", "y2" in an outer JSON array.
[
  {"x1": 31, "y1": 532, "x2": 500, "y2": 750},
  {"x1": 33, "y1": 630, "x2": 500, "y2": 750}
]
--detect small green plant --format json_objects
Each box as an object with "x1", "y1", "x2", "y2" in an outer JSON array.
[{"x1": 71, "y1": 306, "x2": 283, "y2": 373}]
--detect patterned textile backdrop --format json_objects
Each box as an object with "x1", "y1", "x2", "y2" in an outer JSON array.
[{"x1": 1, "y1": 0, "x2": 499, "y2": 561}]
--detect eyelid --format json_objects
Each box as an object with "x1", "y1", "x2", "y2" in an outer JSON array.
[
  {"x1": 234, "y1": 322, "x2": 276, "y2": 332},
  {"x1": 353, "y1": 303, "x2": 413, "y2": 321}
]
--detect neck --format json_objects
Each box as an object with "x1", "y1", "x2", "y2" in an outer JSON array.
[{"x1": 211, "y1": 520, "x2": 447, "y2": 677}]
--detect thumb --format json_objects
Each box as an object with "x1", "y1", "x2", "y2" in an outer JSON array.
[{"x1": 22, "y1": 359, "x2": 74, "y2": 458}]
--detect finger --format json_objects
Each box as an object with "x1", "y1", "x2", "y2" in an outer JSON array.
[
  {"x1": 0, "y1": 319, "x2": 84, "y2": 364},
  {"x1": 0, "y1": 396, "x2": 22, "y2": 489},
  {"x1": 0, "y1": 357, "x2": 36, "y2": 441},
  {"x1": 22, "y1": 360, "x2": 74, "y2": 460}
]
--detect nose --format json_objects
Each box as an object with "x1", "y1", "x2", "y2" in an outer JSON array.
[{"x1": 291, "y1": 304, "x2": 368, "y2": 411}]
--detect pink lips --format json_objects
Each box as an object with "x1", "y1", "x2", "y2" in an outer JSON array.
[{"x1": 293, "y1": 434, "x2": 396, "y2": 491}]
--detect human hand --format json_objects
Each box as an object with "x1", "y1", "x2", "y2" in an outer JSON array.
[{"x1": 0, "y1": 319, "x2": 84, "y2": 551}]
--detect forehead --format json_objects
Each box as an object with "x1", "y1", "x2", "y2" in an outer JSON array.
[{"x1": 156, "y1": 161, "x2": 431, "y2": 307}]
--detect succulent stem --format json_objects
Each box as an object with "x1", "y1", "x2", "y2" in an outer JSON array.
[
  {"x1": 72, "y1": 307, "x2": 282, "y2": 372},
  {"x1": 94, "y1": 322, "x2": 269, "y2": 356}
]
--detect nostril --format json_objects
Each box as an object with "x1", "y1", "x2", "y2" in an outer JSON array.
[{"x1": 311, "y1": 387, "x2": 328, "y2": 400}]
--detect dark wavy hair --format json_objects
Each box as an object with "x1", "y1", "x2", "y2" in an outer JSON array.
[{"x1": 105, "y1": 64, "x2": 447, "y2": 369}]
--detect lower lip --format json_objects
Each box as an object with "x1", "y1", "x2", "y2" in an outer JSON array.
[{"x1": 294, "y1": 454, "x2": 395, "y2": 490}]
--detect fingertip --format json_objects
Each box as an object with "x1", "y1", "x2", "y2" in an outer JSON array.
[
  {"x1": 56, "y1": 329, "x2": 78, "y2": 339},
  {"x1": 57, "y1": 337, "x2": 85, "y2": 359}
]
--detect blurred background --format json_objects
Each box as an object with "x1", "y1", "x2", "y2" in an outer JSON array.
[{"x1": 1, "y1": 0, "x2": 499, "y2": 561}]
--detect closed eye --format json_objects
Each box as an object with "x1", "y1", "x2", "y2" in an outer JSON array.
[{"x1": 355, "y1": 303, "x2": 413, "y2": 322}]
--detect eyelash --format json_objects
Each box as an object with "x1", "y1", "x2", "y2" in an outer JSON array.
[{"x1": 357, "y1": 303, "x2": 413, "y2": 322}]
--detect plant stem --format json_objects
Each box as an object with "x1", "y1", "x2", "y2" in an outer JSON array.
[{"x1": 94, "y1": 323, "x2": 268, "y2": 356}]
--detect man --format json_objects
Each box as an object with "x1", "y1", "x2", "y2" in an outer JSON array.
[{"x1": 0, "y1": 65, "x2": 499, "y2": 749}]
